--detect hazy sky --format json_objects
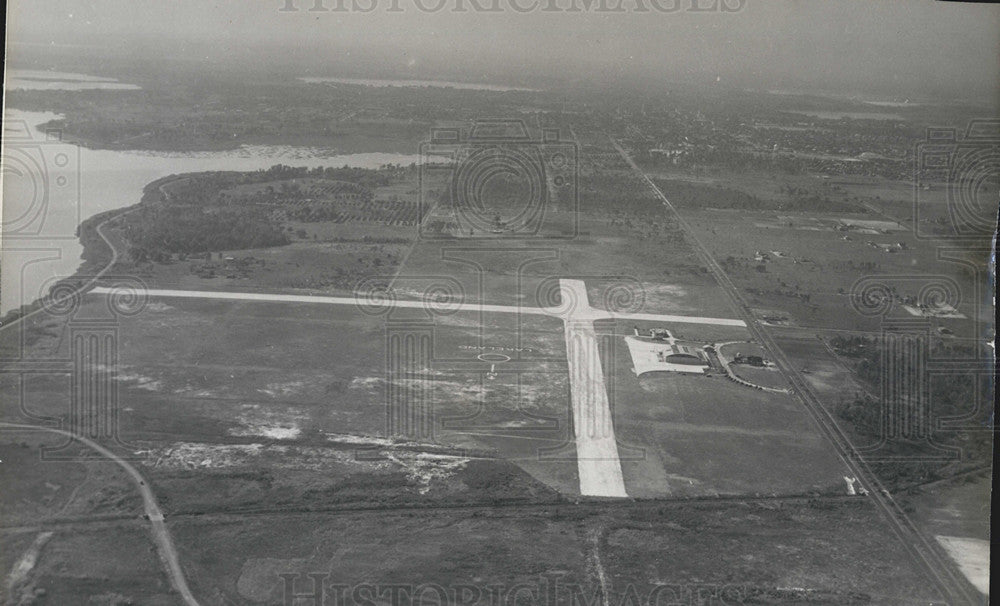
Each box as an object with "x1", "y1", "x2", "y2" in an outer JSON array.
[{"x1": 6, "y1": 0, "x2": 1000, "y2": 98}]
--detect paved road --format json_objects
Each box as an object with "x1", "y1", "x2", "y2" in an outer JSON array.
[
  {"x1": 0, "y1": 423, "x2": 201, "y2": 606},
  {"x1": 0, "y1": 206, "x2": 141, "y2": 333},
  {"x1": 611, "y1": 137, "x2": 981, "y2": 605}
]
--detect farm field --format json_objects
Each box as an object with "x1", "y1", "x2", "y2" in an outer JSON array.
[
  {"x1": 675, "y1": 206, "x2": 989, "y2": 335},
  {"x1": 160, "y1": 498, "x2": 942, "y2": 605}
]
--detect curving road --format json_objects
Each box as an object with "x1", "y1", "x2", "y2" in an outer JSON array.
[
  {"x1": 0, "y1": 423, "x2": 201, "y2": 606},
  {"x1": 0, "y1": 205, "x2": 139, "y2": 334}
]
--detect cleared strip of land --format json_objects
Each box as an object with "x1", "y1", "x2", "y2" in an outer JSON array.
[
  {"x1": 563, "y1": 318, "x2": 627, "y2": 497},
  {"x1": 88, "y1": 286, "x2": 746, "y2": 326}
]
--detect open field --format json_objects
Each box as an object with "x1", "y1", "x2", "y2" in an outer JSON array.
[
  {"x1": 3, "y1": 524, "x2": 175, "y2": 605},
  {"x1": 0, "y1": 431, "x2": 173, "y2": 604},
  {"x1": 603, "y1": 321, "x2": 846, "y2": 499},
  {"x1": 4, "y1": 286, "x2": 947, "y2": 604},
  {"x1": 4, "y1": 256, "x2": 854, "y2": 513},
  {"x1": 673, "y1": 206, "x2": 989, "y2": 335},
  {"x1": 155, "y1": 498, "x2": 944, "y2": 605}
]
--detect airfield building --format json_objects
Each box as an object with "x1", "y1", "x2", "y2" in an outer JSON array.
[
  {"x1": 626, "y1": 337, "x2": 711, "y2": 376},
  {"x1": 733, "y1": 353, "x2": 766, "y2": 367},
  {"x1": 658, "y1": 344, "x2": 708, "y2": 366}
]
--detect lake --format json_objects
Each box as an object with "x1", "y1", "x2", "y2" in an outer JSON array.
[
  {"x1": 1, "y1": 109, "x2": 429, "y2": 315},
  {"x1": 5, "y1": 69, "x2": 142, "y2": 91}
]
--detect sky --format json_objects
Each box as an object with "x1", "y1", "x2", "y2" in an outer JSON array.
[{"x1": 5, "y1": 0, "x2": 1000, "y2": 99}]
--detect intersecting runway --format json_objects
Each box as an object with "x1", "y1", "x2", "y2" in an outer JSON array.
[
  {"x1": 556, "y1": 280, "x2": 627, "y2": 497},
  {"x1": 89, "y1": 284, "x2": 744, "y2": 497}
]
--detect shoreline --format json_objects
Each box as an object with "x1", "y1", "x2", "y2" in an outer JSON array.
[
  {"x1": 4, "y1": 100, "x2": 426, "y2": 155},
  {"x1": 1, "y1": 107, "x2": 433, "y2": 324},
  {"x1": 31, "y1": 115, "x2": 390, "y2": 155},
  {"x1": 21, "y1": 112, "x2": 426, "y2": 155},
  {"x1": 0, "y1": 174, "x2": 178, "y2": 330}
]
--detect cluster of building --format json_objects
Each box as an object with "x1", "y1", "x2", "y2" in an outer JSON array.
[
  {"x1": 626, "y1": 327, "x2": 711, "y2": 375},
  {"x1": 625, "y1": 327, "x2": 784, "y2": 389},
  {"x1": 732, "y1": 352, "x2": 767, "y2": 367}
]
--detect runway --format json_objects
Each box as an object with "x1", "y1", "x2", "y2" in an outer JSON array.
[
  {"x1": 89, "y1": 286, "x2": 746, "y2": 326},
  {"x1": 88, "y1": 282, "x2": 745, "y2": 498},
  {"x1": 559, "y1": 280, "x2": 627, "y2": 498}
]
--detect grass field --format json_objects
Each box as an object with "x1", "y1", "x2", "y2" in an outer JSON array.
[
  {"x1": 3, "y1": 267, "x2": 850, "y2": 504},
  {"x1": 158, "y1": 498, "x2": 943, "y2": 605},
  {"x1": 5, "y1": 523, "x2": 175, "y2": 605},
  {"x1": 0, "y1": 431, "x2": 173, "y2": 605},
  {"x1": 604, "y1": 321, "x2": 847, "y2": 498},
  {"x1": 677, "y1": 206, "x2": 989, "y2": 335}
]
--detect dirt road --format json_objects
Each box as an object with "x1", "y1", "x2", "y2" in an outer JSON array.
[{"x1": 0, "y1": 423, "x2": 201, "y2": 606}]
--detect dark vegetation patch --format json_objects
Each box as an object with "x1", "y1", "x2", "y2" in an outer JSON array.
[
  {"x1": 110, "y1": 165, "x2": 407, "y2": 263},
  {"x1": 654, "y1": 179, "x2": 863, "y2": 212},
  {"x1": 830, "y1": 335, "x2": 993, "y2": 491},
  {"x1": 122, "y1": 206, "x2": 289, "y2": 262}
]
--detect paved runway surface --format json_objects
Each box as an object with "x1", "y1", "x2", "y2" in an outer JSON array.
[
  {"x1": 90, "y1": 286, "x2": 745, "y2": 326},
  {"x1": 559, "y1": 280, "x2": 627, "y2": 497}
]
